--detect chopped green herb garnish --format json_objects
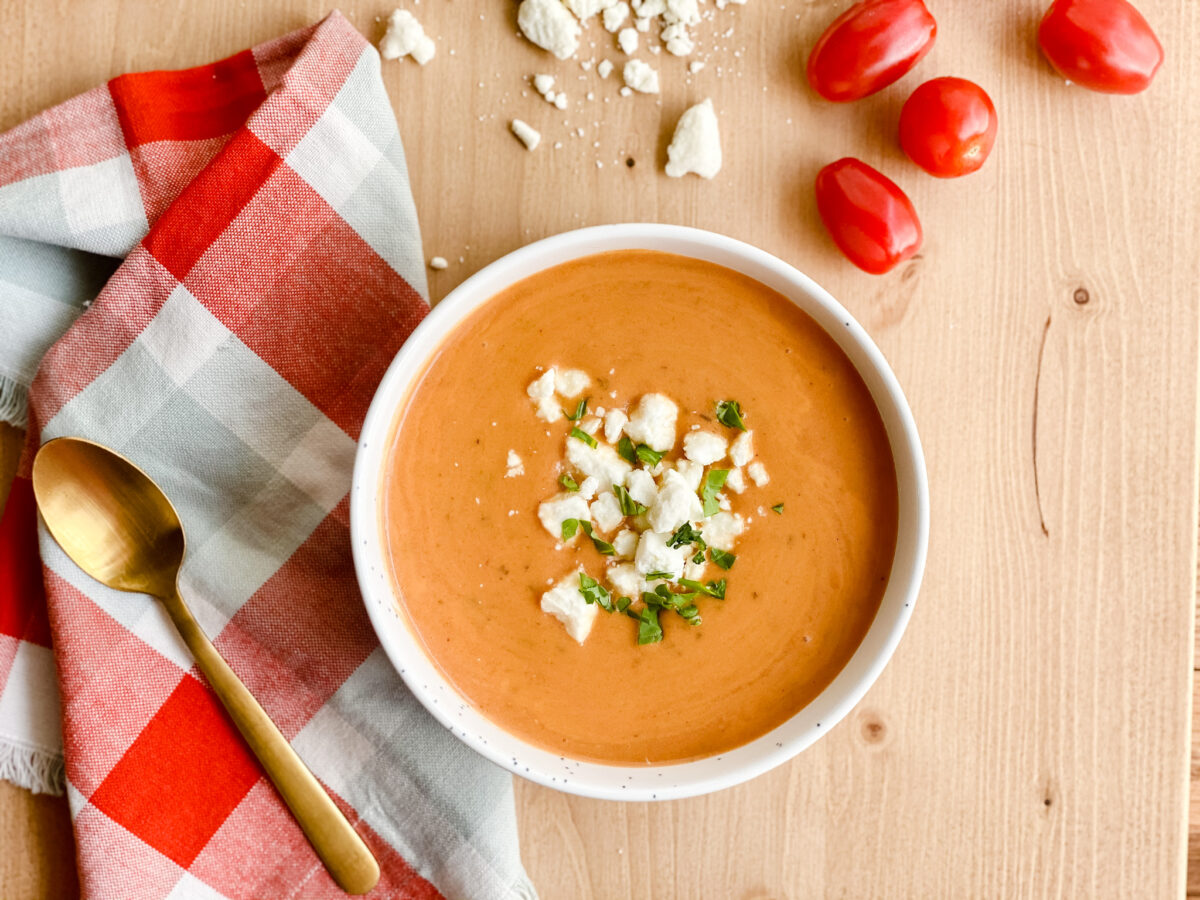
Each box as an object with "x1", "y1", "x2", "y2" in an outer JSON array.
[
  {"x1": 667, "y1": 522, "x2": 704, "y2": 549},
  {"x1": 616, "y1": 596, "x2": 632, "y2": 613},
  {"x1": 612, "y1": 483, "x2": 647, "y2": 516},
  {"x1": 617, "y1": 435, "x2": 637, "y2": 464},
  {"x1": 559, "y1": 473, "x2": 579, "y2": 492},
  {"x1": 771, "y1": 503, "x2": 784, "y2": 514},
  {"x1": 634, "y1": 606, "x2": 663, "y2": 645},
  {"x1": 643, "y1": 571, "x2": 674, "y2": 581},
  {"x1": 692, "y1": 549, "x2": 706, "y2": 565},
  {"x1": 578, "y1": 572, "x2": 613, "y2": 610},
  {"x1": 715, "y1": 400, "x2": 747, "y2": 431},
  {"x1": 700, "y1": 469, "x2": 729, "y2": 517},
  {"x1": 563, "y1": 398, "x2": 588, "y2": 421},
  {"x1": 561, "y1": 518, "x2": 581, "y2": 541},
  {"x1": 634, "y1": 444, "x2": 663, "y2": 467},
  {"x1": 678, "y1": 603, "x2": 700, "y2": 620},
  {"x1": 569, "y1": 427, "x2": 598, "y2": 449},
  {"x1": 678, "y1": 578, "x2": 725, "y2": 598},
  {"x1": 709, "y1": 547, "x2": 737, "y2": 570},
  {"x1": 578, "y1": 521, "x2": 615, "y2": 556}
]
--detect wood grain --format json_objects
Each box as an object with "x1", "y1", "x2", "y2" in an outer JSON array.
[{"x1": 2, "y1": 1, "x2": 1198, "y2": 897}]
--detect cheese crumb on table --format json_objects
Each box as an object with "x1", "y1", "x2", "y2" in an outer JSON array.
[
  {"x1": 688, "y1": 60, "x2": 705, "y2": 74},
  {"x1": 603, "y1": 2, "x2": 630, "y2": 32},
  {"x1": 518, "y1": 0, "x2": 583, "y2": 60},
  {"x1": 597, "y1": 58, "x2": 614, "y2": 78},
  {"x1": 429, "y1": 256, "x2": 448, "y2": 270},
  {"x1": 566, "y1": 0, "x2": 617, "y2": 19},
  {"x1": 623, "y1": 59, "x2": 660, "y2": 93},
  {"x1": 533, "y1": 73, "x2": 556, "y2": 96},
  {"x1": 682, "y1": 430, "x2": 727, "y2": 465},
  {"x1": 730, "y1": 429, "x2": 754, "y2": 466},
  {"x1": 661, "y1": 23, "x2": 694, "y2": 56},
  {"x1": 510, "y1": 118, "x2": 541, "y2": 150},
  {"x1": 379, "y1": 10, "x2": 436, "y2": 65},
  {"x1": 665, "y1": 99, "x2": 722, "y2": 179},
  {"x1": 747, "y1": 460, "x2": 770, "y2": 487},
  {"x1": 617, "y1": 27, "x2": 639, "y2": 55},
  {"x1": 541, "y1": 569, "x2": 599, "y2": 644}
]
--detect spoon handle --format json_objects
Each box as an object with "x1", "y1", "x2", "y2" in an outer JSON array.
[{"x1": 161, "y1": 587, "x2": 380, "y2": 894}]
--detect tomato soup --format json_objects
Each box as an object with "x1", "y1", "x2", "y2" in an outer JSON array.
[{"x1": 382, "y1": 251, "x2": 898, "y2": 764}]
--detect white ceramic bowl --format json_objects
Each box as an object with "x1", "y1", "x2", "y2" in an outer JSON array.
[{"x1": 351, "y1": 224, "x2": 929, "y2": 801}]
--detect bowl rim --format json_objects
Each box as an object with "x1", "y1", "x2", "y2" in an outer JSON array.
[{"x1": 350, "y1": 223, "x2": 929, "y2": 801}]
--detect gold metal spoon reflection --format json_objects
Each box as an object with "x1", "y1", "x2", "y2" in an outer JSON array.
[{"x1": 31, "y1": 437, "x2": 380, "y2": 895}]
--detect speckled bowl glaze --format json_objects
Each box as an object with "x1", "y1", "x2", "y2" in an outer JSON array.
[{"x1": 351, "y1": 224, "x2": 929, "y2": 801}]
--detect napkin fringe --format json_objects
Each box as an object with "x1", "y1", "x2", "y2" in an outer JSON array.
[
  {"x1": 0, "y1": 739, "x2": 64, "y2": 795},
  {"x1": 0, "y1": 373, "x2": 28, "y2": 429}
]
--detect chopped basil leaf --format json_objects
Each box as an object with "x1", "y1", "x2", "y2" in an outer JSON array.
[
  {"x1": 642, "y1": 590, "x2": 666, "y2": 609},
  {"x1": 709, "y1": 548, "x2": 737, "y2": 570},
  {"x1": 715, "y1": 400, "x2": 747, "y2": 431},
  {"x1": 771, "y1": 503, "x2": 784, "y2": 514},
  {"x1": 700, "y1": 469, "x2": 729, "y2": 517},
  {"x1": 667, "y1": 522, "x2": 704, "y2": 549},
  {"x1": 559, "y1": 473, "x2": 580, "y2": 492},
  {"x1": 678, "y1": 578, "x2": 723, "y2": 598},
  {"x1": 563, "y1": 398, "x2": 588, "y2": 421},
  {"x1": 617, "y1": 435, "x2": 637, "y2": 464},
  {"x1": 613, "y1": 484, "x2": 647, "y2": 516},
  {"x1": 635, "y1": 606, "x2": 663, "y2": 645},
  {"x1": 692, "y1": 549, "x2": 706, "y2": 565},
  {"x1": 570, "y1": 427, "x2": 598, "y2": 449},
  {"x1": 616, "y1": 596, "x2": 632, "y2": 613},
  {"x1": 578, "y1": 571, "x2": 613, "y2": 610},
  {"x1": 643, "y1": 571, "x2": 674, "y2": 581},
  {"x1": 635, "y1": 444, "x2": 663, "y2": 467},
  {"x1": 578, "y1": 521, "x2": 616, "y2": 556},
  {"x1": 561, "y1": 518, "x2": 580, "y2": 541},
  {"x1": 678, "y1": 603, "x2": 700, "y2": 619}
]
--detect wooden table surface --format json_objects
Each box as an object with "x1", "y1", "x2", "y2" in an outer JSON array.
[{"x1": 3, "y1": 1, "x2": 1199, "y2": 897}]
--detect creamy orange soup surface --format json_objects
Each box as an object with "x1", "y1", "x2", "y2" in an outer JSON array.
[{"x1": 382, "y1": 250, "x2": 898, "y2": 764}]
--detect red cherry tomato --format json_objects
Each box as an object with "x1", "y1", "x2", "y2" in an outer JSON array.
[
  {"x1": 1038, "y1": 0, "x2": 1163, "y2": 94},
  {"x1": 814, "y1": 158, "x2": 922, "y2": 275},
  {"x1": 807, "y1": 0, "x2": 937, "y2": 102},
  {"x1": 899, "y1": 77, "x2": 998, "y2": 178}
]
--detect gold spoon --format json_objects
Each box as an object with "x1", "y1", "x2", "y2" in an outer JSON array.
[{"x1": 31, "y1": 436, "x2": 380, "y2": 895}]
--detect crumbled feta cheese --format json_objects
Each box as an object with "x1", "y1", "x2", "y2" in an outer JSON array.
[
  {"x1": 554, "y1": 93, "x2": 569, "y2": 110},
  {"x1": 603, "y1": 1, "x2": 629, "y2": 31},
  {"x1": 505, "y1": 449, "x2": 525, "y2": 478},
  {"x1": 665, "y1": 99, "x2": 721, "y2": 179},
  {"x1": 674, "y1": 458, "x2": 704, "y2": 491},
  {"x1": 380, "y1": 10, "x2": 436, "y2": 65},
  {"x1": 590, "y1": 492, "x2": 625, "y2": 532},
  {"x1": 620, "y1": 86, "x2": 633, "y2": 97},
  {"x1": 429, "y1": 256, "x2": 448, "y2": 270},
  {"x1": 747, "y1": 461, "x2": 769, "y2": 486},
  {"x1": 578, "y1": 414, "x2": 602, "y2": 436},
  {"x1": 725, "y1": 466, "x2": 746, "y2": 494},
  {"x1": 617, "y1": 27, "x2": 638, "y2": 54},
  {"x1": 682, "y1": 430, "x2": 727, "y2": 465},
  {"x1": 664, "y1": 0, "x2": 700, "y2": 25},
  {"x1": 730, "y1": 429, "x2": 754, "y2": 467},
  {"x1": 624, "y1": 393, "x2": 677, "y2": 451},
  {"x1": 527, "y1": 368, "x2": 561, "y2": 421},
  {"x1": 607, "y1": 562, "x2": 645, "y2": 598},
  {"x1": 541, "y1": 568, "x2": 599, "y2": 643},
  {"x1": 511, "y1": 119, "x2": 541, "y2": 151},
  {"x1": 648, "y1": 469, "x2": 703, "y2": 533},
  {"x1": 538, "y1": 492, "x2": 591, "y2": 541},
  {"x1": 682, "y1": 558, "x2": 707, "y2": 581},
  {"x1": 701, "y1": 511, "x2": 744, "y2": 550},
  {"x1": 597, "y1": 58, "x2": 615, "y2": 78},
  {"x1": 534, "y1": 73, "x2": 556, "y2": 95},
  {"x1": 518, "y1": 0, "x2": 582, "y2": 60},
  {"x1": 555, "y1": 368, "x2": 591, "y2": 397},
  {"x1": 578, "y1": 475, "x2": 600, "y2": 499},
  {"x1": 633, "y1": 0, "x2": 666, "y2": 17},
  {"x1": 635, "y1": 16, "x2": 650, "y2": 31},
  {"x1": 625, "y1": 468, "x2": 658, "y2": 507},
  {"x1": 613, "y1": 529, "x2": 639, "y2": 558},
  {"x1": 603, "y1": 408, "x2": 628, "y2": 443},
  {"x1": 566, "y1": 0, "x2": 616, "y2": 19},
  {"x1": 661, "y1": 23, "x2": 694, "y2": 56},
  {"x1": 634, "y1": 530, "x2": 686, "y2": 580},
  {"x1": 688, "y1": 60, "x2": 705, "y2": 74},
  {"x1": 717, "y1": 492, "x2": 732, "y2": 512},
  {"x1": 566, "y1": 436, "x2": 633, "y2": 489},
  {"x1": 623, "y1": 59, "x2": 660, "y2": 93}
]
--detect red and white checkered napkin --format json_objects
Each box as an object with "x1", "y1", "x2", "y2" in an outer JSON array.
[{"x1": 0, "y1": 12, "x2": 536, "y2": 899}]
